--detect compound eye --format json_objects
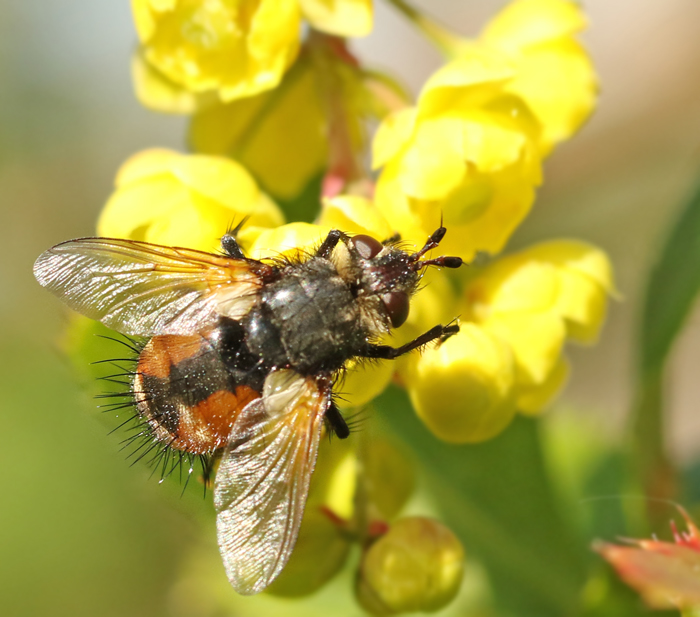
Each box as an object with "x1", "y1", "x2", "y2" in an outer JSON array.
[
  {"x1": 382, "y1": 291, "x2": 410, "y2": 328},
  {"x1": 351, "y1": 234, "x2": 383, "y2": 259}
]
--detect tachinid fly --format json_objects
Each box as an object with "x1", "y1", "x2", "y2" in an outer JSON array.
[{"x1": 33, "y1": 226, "x2": 462, "y2": 594}]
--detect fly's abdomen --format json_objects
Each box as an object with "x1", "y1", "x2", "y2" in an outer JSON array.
[{"x1": 134, "y1": 333, "x2": 261, "y2": 454}]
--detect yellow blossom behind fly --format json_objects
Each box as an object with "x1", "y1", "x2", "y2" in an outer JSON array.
[
  {"x1": 372, "y1": 0, "x2": 597, "y2": 261},
  {"x1": 464, "y1": 239, "x2": 613, "y2": 413},
  {"x1": 373, "y1": 48, "x2": 542, "y2": 261},
  {"x1": 131, "y1": 0, "x2": 373, "y2": 104},
  {"x1": 402, "y1": 239, "x2": 612, "y2": 442},
  {"x1": 481, "y1": 0, "x2": 597, "y2": 153},
  {"x1": 97, "y1": 148, "x2": 284, "y2": 252}
]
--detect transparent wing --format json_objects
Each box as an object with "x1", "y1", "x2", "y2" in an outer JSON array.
[
  {"x1": 33, "y1": 237, "x2": 263, "y2": 336},
  {"x1": 214, "y1": 370, "x2": 331, "y2": 595}
]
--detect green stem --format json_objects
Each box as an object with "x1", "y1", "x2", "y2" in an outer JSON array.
[
  {"x1": 384, "y1": 0, "x2": 465, "y2": 58},
  {"x1": 628, "y1": 368, "x2": 677, "y2": 532}
]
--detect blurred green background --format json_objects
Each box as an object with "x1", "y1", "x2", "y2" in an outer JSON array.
[{"x1": 3, "y1": 1, "x2": 700, "y2": 616}]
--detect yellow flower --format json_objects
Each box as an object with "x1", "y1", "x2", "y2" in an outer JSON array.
[
  {"x1": 402, "y1": 239, "x2": 612, "y2": 441},
  {"x1": 481, "y1": 0, "x2": 597, "y2": 153},
  {"x1": 97, "y1": 148, "x2": 283, "y2": 252},
  {"x1": 132, "y1": 0, "x2": 373, "y2": 104},
  {"x1": 371, "y1": 0, "x2": 597, "y2": 260},
  {"x1": 464, "y1": 239, "x2": 613, "y2": 412},
  {"x1": 373, "y1": 48, "x2": 542, "y2": 261}
]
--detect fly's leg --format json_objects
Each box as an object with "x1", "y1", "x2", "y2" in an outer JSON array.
[
  {"x1": 315, "y1": 230, "x2": 348, "y2": 259},
  {"x1": 360, "y1": 323, "x2": 459, "y2": 360}
]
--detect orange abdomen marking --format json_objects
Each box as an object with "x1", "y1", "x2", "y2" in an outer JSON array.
[
  {"x1": 134, "y1": 334, "x2": 261, "y2": 454},
  {"x1": 174, "y1": 386, "x2": 260, "y2": 453}
]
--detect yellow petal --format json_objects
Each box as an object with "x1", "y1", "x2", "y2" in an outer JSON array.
[
  {"x1": 524, "y1": 240, "x2": 615, "y2": 293},
  {"x1": 131, "y1": 48, "x2": 216, "y2": 114},
  {"x1": 114, "y1": 148, "x2": 180, "y2": 187},
  {"x1": 300, "y1": 0, "x2": 373, "y2": 37},
  {"x1": 372, "y1": 107, "x2": 417, "y2": 170},
  {"x1": 409, "y1": 170, "x2": 536, "y2": 261},
  {"x1": 99, "y1": 149, "x2": 283, "y2": 252},
  {"x1": 505, "y1": 39, "x2": 597, "y2": 153},
  {"x1": 398, "y1": 117, "x2": 466, "y2": 200},
  {"x1": 247, "y1": 222, "x2": 330, "y2": 260},
  {"x1": 169, "y1": 154, "x2": 267, "y2": 217},
  {"x1": 98, "y1": 175, "x2": 186, "y2": 240},
  {"x1": 482, "y1": 0, "x2": 587, "y2": 52},
  {"x1": 340, "y1": 357, "x2": 394, "y2": 409},
  {"x1": 417, "y1": 49, "x2": 515, "y2": 120},
  {"x1": 483, "y1": 310, "x2": 566, "y2": 385},
  {"x1": 556, "y1": 267, "x2": 608, "y2": 344},
  {"x1": 407, "y1": 324, "x2": 517, "y2": 443},
  {"x1": 461, "y1": 111, "x2": 528, "y2": 172},
  {"x1": 318, "y1": 195, "x2": 395, "y2": 240},
  {"x1": 144, "y1": 202, "x2": 219, "y2": 251},
  {"x1": 466, "y1": 257, "x2": 559, "y2": 319},
  {"x1": 517, "y1": 356, "x2": 569, "y2": 415},
  {"x1": 374, "y1": 162, "x2": 433, "y2": 249},
  {"x1": 481, "y1": 0, "x2": 596, "y2": 152},
  {"x1": 131, "y1": 0, "x2": 159, "y2": 41}
]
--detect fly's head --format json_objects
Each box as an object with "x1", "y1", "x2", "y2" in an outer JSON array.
[{"x1": 340, "y1": 227, "x2": 462, "y2": 333}]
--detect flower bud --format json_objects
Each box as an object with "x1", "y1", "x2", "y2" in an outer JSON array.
[
  {"x1": 356, "y1": 517, "x2": 464, "y2": 615},
  {"x1": 265, "y1": 507, "x2": 351, "y2": 597},
  {"x1": 363, "y1": 437, "x2": 416, "y2": 521},
  {"x1": 406, "y1": 324, "x2": 517, "y2": 443}
]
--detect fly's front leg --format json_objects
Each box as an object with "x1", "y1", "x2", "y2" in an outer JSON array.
[{"x1": 360, "y1": 323, "x2": 459, "y2": 360}]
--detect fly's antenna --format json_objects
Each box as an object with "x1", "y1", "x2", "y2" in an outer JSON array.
[{"x1": 410, "y1": 227, "x2": 463, "y2": 270}]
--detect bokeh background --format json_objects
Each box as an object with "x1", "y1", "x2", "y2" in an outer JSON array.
[{"x1": 3, "y1": 1, "x2": 700, "y2": 616}]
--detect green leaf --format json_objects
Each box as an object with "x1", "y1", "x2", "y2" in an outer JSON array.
[
  {"x1": 639, "y1": 180, "x2": 700, "y2": 375},
  {"x1": 628, "y1": 180, "x2": 700, "y2": 527},
  {"x1": 378, "y1": 385, "x2": 587, "y2": 617}
]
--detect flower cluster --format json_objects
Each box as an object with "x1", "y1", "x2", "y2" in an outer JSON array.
[{"x1": 87, "y1": 0, "x2": 612, "y2": 608}]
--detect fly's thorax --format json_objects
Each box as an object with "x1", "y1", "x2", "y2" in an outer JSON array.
[{"x1": 250, "y1": 258, "x2": 367, "y2": 375}]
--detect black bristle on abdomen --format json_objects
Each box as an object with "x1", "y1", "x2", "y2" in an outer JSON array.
[{"x1": 92, "y1": 335, "x2": 213, "y2": 495}]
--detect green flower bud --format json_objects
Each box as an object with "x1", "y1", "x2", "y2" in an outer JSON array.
[
  {"x1": 356, "y1": 517, "x2": 464, "y2": 615},
  {"x1": 265, "y1": 507, "x2": 351, "y2": 598},
  {"x1": 363, "y1": 437, "x2": 416, "y2": 521}
]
